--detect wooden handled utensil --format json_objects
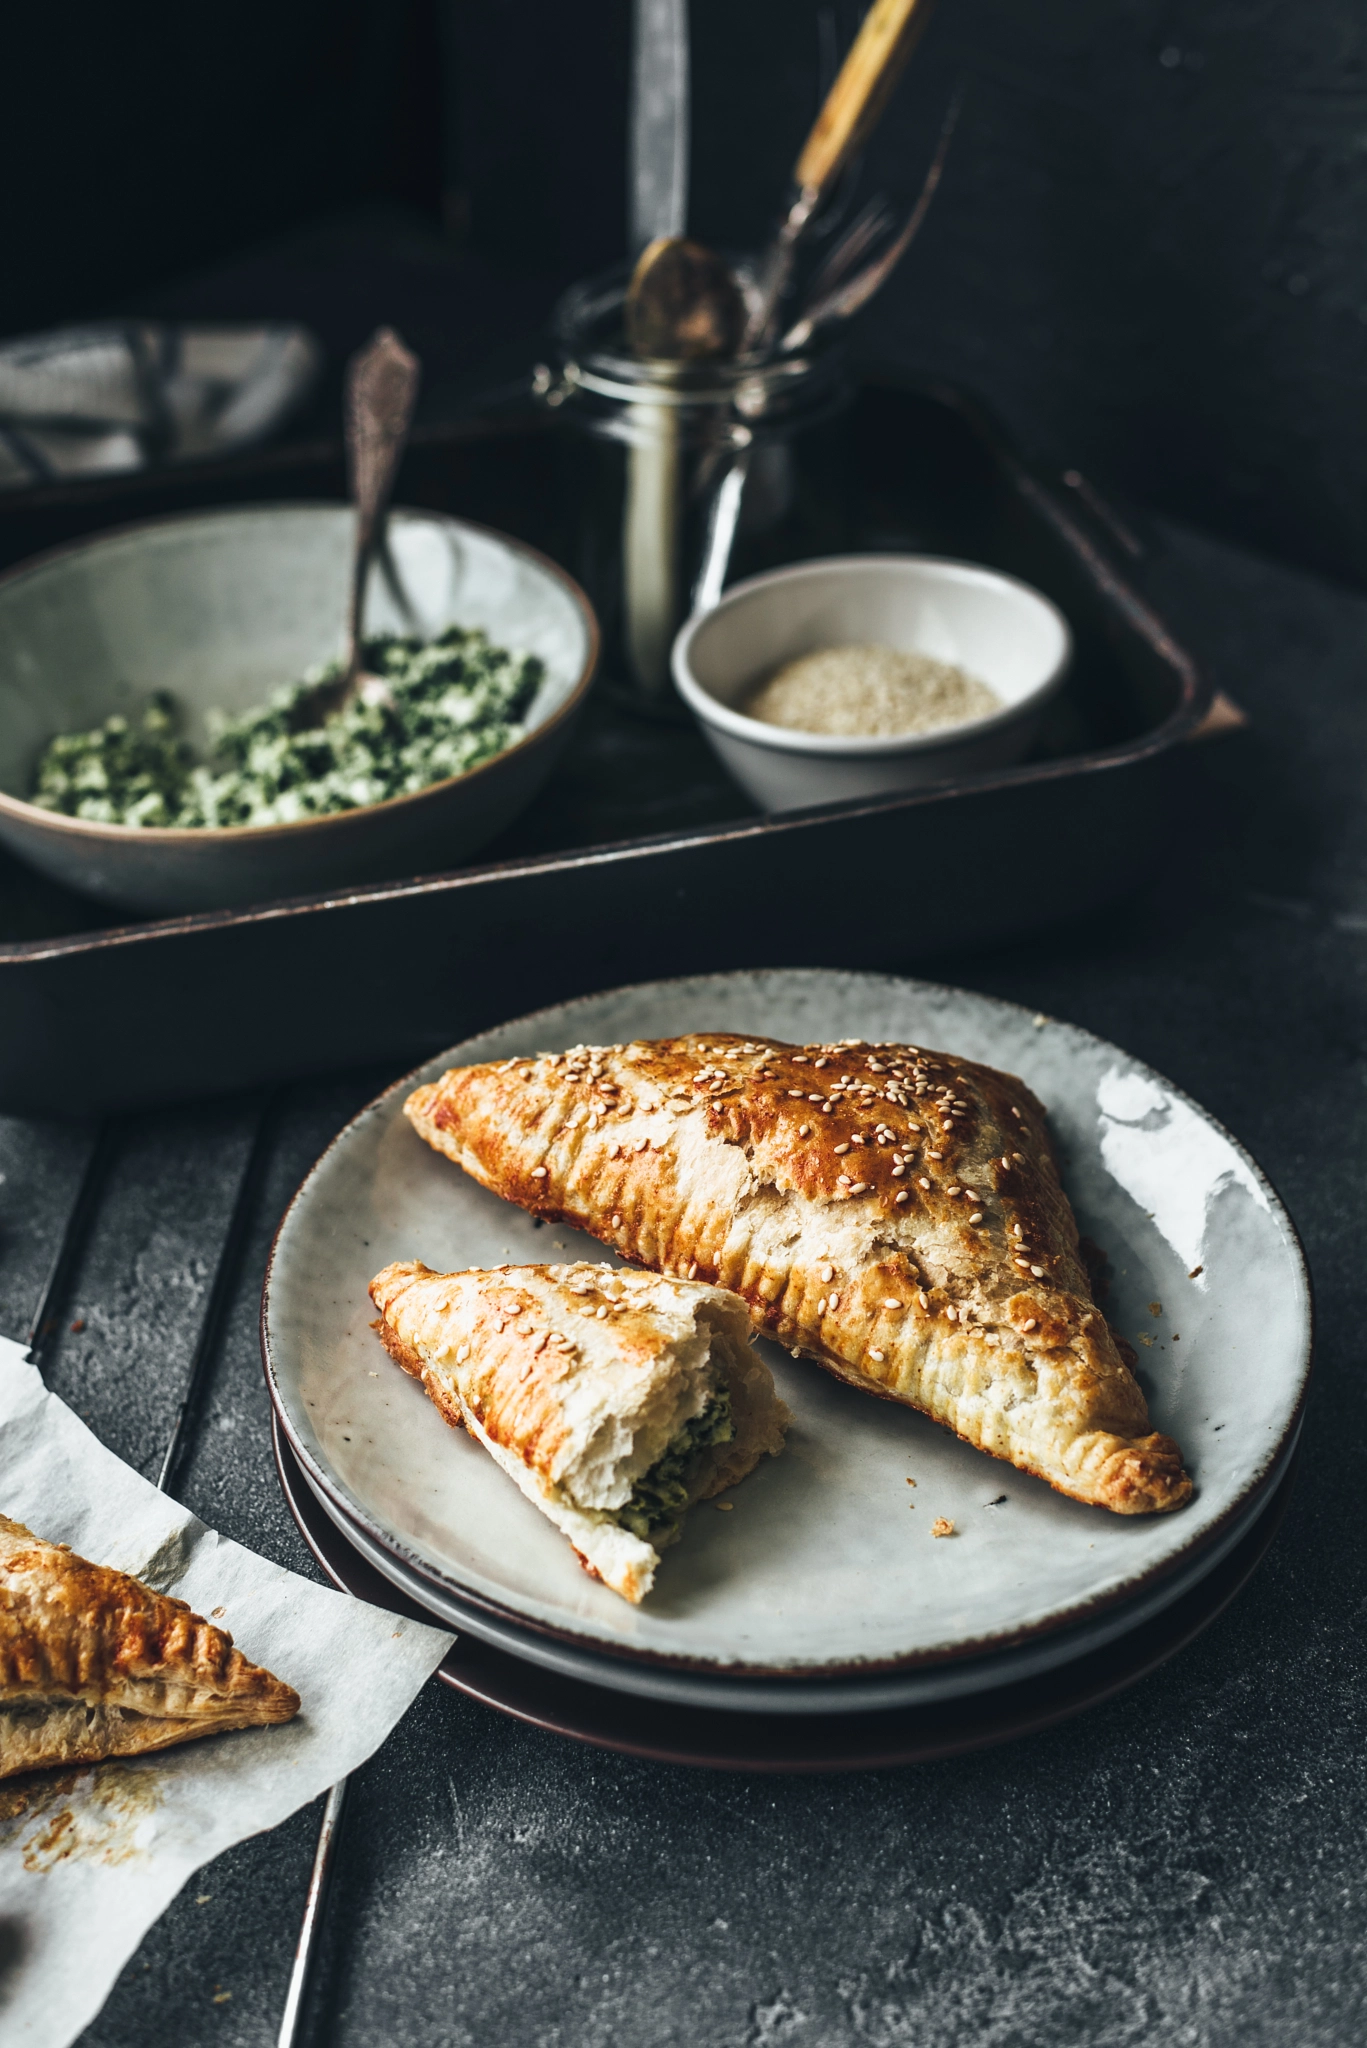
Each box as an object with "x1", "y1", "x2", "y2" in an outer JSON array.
[
  {"x1": 744, "y1": 0, "x2": 936, "y2": 350},
  {"x1": 795, "y1": 0, "x2": 935, "y2": 200}
]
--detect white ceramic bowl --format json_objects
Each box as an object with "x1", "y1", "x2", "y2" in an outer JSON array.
[
  {"x1": 0, "y1": 504, "x2": 599, "y2": 913},
  {"x1": 672, "y1": 554, "x2": 1072, "y2": 812}
]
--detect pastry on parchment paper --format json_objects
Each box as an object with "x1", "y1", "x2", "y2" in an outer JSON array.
[
  {"x1": 403, "y1": 1034, "x2": 1192, "y2": 1516},
  {"x1": 369, "y1": 1260, "x2": 790, "y2": 1603},
  {"x1": 0, "y1": 1514, "x2": 299, "y2": 1779}
]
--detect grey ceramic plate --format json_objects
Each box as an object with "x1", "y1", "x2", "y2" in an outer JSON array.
[
  {"x1": 287, "y1": 1432, "x2": 1293, "y2": 1714},
  {"x1": 261, "y1": 969, "x2": 1311, "y2": 1682}
]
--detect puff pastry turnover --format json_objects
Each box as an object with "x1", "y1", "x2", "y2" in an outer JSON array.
[
  {"x1": 405, "y1": 1033, "x2": 1192, "y2": 1515},
  {"x1": 0, "y1": 1514, "x2": 299, "y2": 1780},
  {"x1": 370, "y1": 1259, "x2": 790, "y2": 1602}
]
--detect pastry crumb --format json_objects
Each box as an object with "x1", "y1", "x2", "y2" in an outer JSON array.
[
  {"x1": 932, "y1": 1517, "x2": 955, "y2": 1538},
  {"x1": 1188, "y1": 1265, "x2": 1203, "y2": 1279},
  {"x1": 1148, "y1": 1301, "x2": 1162, "y2": 1317},
  {"x1": 715, "y1": 1500, "x2": 734, "y2": 1512},
  {"x1": 905, "y1": 1476, "x2": 916, "y2": 1486},
  {"x1": 196, "y1": 1895, "x2": 212, "y2": 1905}
]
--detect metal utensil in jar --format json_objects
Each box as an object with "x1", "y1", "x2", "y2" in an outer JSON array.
[
  {"x1": 744, "y1": 0, "x2": 937, "y2": 350},
  {"x1": 540, "y1": 271, "x2": 849, "y2": 709},
  {"x1": 779, "y1": 89, "x2": 962, "y2": 354}
]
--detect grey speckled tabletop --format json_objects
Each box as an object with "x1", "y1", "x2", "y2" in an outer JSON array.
[{"x1": 4, "y1": 518, "x2": 1364, "y2": 2047}]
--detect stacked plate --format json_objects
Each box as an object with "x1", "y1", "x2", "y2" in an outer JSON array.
[{"x1": 262, "y1": 970, "x2": 1311, "y2": 1766}]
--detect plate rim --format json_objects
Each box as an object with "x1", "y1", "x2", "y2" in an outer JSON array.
[
  {"x1": 271, "y1": 1415, "x2": 1298, "y2": 1772},
  {"x1": 277, "y1": 1409, "x2": 1300, "y2": 1716},
  {"x1": 260, "y1": 966, "x2": 1314, "y2": 1680}
]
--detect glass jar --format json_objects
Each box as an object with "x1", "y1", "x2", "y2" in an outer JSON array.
[{"x1": 537, "y1": 262, "x2": 852, "y2": 713}]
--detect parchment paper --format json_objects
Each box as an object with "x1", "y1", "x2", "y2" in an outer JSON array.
[{"x1": 0, "y1": 1337, "x2": 454, "y2": 2046}]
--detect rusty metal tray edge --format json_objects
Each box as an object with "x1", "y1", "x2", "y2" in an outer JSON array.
[{"x1": 0, "y1": 380, "x2": 1211, "y2": 1114}]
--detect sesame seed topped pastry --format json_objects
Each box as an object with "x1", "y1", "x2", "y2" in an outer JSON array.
[
  {"x1": 404, "y1": 1035, "x2": 1192, "y2": 1516},
  {"x1": 0, "y1": 1514, "x2": 299, "y2": 1780},
  {"x1": 369, "y1": 1260, "x2": 790, "y2": 1603}
]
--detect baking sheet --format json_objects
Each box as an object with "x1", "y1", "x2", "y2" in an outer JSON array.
[{"x1": 0, "y1": 382, "x2": 1207, "y2": 1117}]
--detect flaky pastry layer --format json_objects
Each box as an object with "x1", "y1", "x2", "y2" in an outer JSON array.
[
  {"x1": 0, "y1": 1514, "x2": 299, "y2": 1780},
  {"x1": 369, "y1": 1259, "x2": 789, "y2": 1601},
  {"x1": 404, "y1": 1034, "x2": 1191, "y2": 1515}
]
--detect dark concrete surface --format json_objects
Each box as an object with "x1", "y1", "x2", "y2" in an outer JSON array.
[{"x1": 1, "y1": 519, "x2": 1364, "y2": 2043}]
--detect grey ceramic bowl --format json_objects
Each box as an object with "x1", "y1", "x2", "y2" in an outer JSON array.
[
  {"x1": 0, "y1": 504, "x2": 599, "y2": 913},
  {"x1": 672, "y1": 554, "x2": 1071, "y2": 813}
]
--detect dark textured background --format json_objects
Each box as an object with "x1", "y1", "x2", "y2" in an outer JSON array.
[
  {"x1": 690, "y1": 1, "x2": 1367, "y2": 590},
  {"x1": 6, "y1": 2, "x2": 1367, "y2": 583}
]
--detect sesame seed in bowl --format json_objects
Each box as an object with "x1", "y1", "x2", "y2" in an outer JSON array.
[{"x1": 672, "y1": 554, "x2": 1072, "y2": 814}]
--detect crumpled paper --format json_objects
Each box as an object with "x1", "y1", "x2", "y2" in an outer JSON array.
[{"x1": 0, "y1": 1336, "x2": 453, "y2": 2047}]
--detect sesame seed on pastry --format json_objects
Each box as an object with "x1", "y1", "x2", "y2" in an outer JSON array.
[
  {"x1": 404, "y1": 1034, "x2": 1191, "y2": 1516},
  {"x1": 369, "y1": 1259, "x2": 790, "y2": 1603}
]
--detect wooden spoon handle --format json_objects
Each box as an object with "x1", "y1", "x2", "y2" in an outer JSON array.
[{"x1": 794, "y1": 0, "x2": 935, "y2": 200}]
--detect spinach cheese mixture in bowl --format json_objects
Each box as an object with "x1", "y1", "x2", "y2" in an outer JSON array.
[
  {"x1": 31, "y1": 627, "x2": 545, "y2": 832},
  {"x1": 0, "y1": 506, "x2": 599, "y2": 913}
]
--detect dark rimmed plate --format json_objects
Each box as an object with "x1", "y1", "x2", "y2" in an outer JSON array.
[
  {"x1": 272, "y1": 1416, "x2": 1295, "y2": 1772},
  {"x1": 260, "y1": 970, "x2": 1311, "y2": 1698},
  {"x1": 286, "y1": 1419, "x2": 1295, "y2": 1714}
]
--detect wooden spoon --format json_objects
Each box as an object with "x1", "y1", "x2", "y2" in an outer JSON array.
[{"x1": 624, "y1": 236, "x2": 746, "y2": 361}]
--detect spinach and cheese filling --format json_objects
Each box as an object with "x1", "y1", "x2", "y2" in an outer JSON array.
[
  {"x1": 30, "y1": 626, "x2": 542, "y2": 829},
  {"x1": 615, "y1": 1383, "x2": 735, "y2": 1540},
  {"x1": 370, "y1": 1259, "x2": 791, "y2": 1604}
]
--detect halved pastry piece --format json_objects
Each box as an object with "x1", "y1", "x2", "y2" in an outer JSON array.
[
  {"x1": 0, "y1": 1514, "x2": 299, "y2": 1780},
  {"x1": 404, "y1": 1033, "x2": 1192, "y2": 1516},
  {"x1": 369, "y1": 1260, "x2": 790, "y2": 1603}
]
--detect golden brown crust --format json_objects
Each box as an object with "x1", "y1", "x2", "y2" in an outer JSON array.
[
  {"x1": 368, "y1": 1259, "x2": 790, "y2": 1602},
  {"x1": 371, "y1": 1314, "x2": 435, "y2": 1387},
  {"x1": 0, "y1": 1514, "x2": 299, "y2": 1780},
  {"x1": 370, "y1": 1260, "x2": 765, "y2": 1480},
  {"x1": 371, "y1": 1262, "x2": 621, "y2": 1476},
  {"x1": 405, "y1": 1034, "x2": 1192, "y2": 1515}
]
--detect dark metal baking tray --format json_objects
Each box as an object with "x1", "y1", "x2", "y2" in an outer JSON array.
[{"x1": 0, "y1": 376, "x2": 1208, "y2": 1117}]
